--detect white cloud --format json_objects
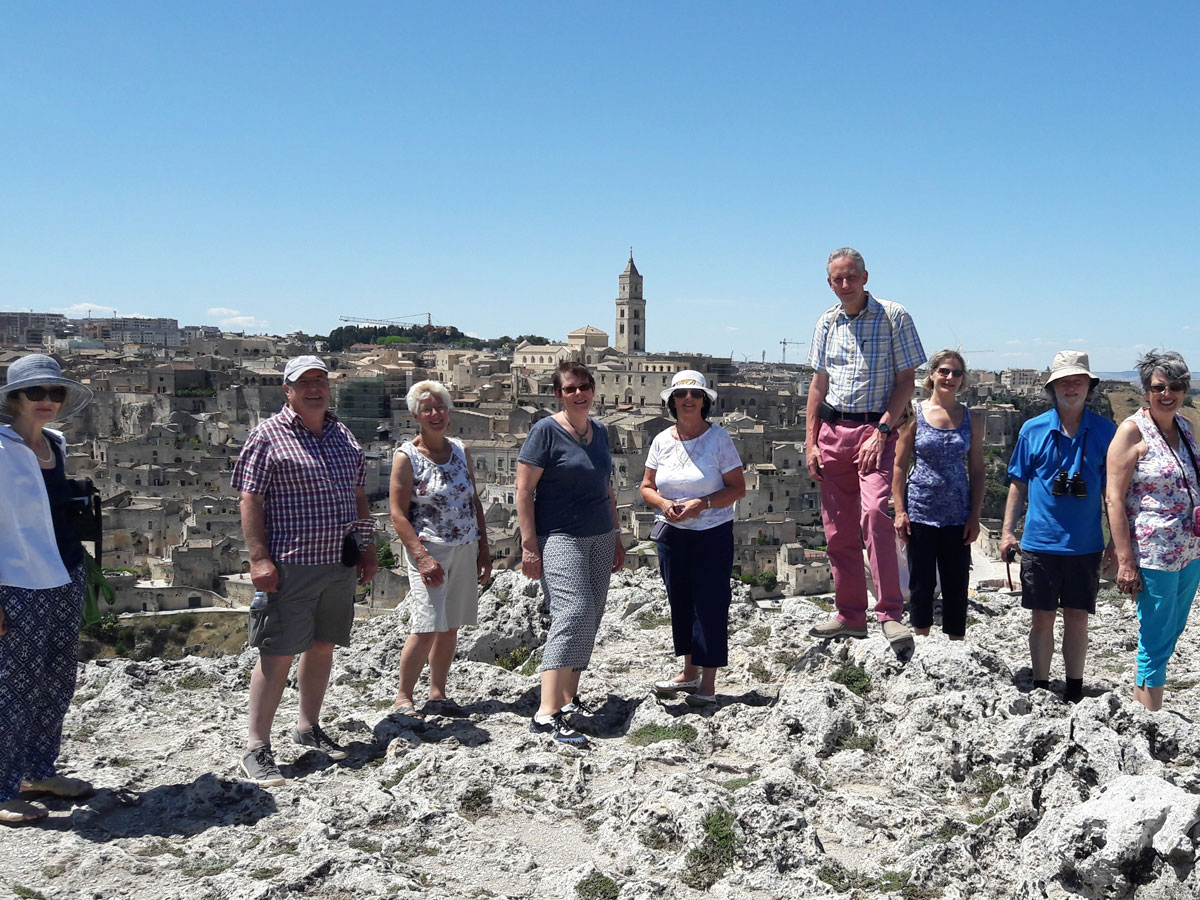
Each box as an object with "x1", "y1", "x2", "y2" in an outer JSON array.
[
  {"x1": 723, "y1": 326, "x2": 741, "y2": 332},
  {"x1": 207, "y1": 306, "x2": 241, "y2": 318},
  {"x1": 220, "y1": 315, "x2": 269, "y2": 331},
  {"x1": 1068, "y1": 338, "x2": 1088, "y2": 344},
  {"x1": 56, "y1": 302, "x2": 119, "y2": 317}
]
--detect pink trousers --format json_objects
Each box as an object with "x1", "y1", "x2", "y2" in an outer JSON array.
[{"x1": 818, "y1": 421, "x2": 905, "y2": 628}]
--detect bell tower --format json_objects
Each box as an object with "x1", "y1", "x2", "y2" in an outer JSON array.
[{"x1": 615, "y1": 251, "x2": 645, "y2": 355}]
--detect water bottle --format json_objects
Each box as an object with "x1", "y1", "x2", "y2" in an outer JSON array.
[{"x1": 250, "y1": 590, "x2": 268, "y2": 611}]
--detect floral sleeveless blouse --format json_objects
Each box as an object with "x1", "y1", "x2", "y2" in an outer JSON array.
[
  {"x1": 907, "y1": 400, "x2": 971, "y2": 527},
  {"x1": 399, "y1": 438, "x2": 479, "y2": 546},
  {"x1": 1124, "y1": 409, "x2": 1200, "y2": 571}
]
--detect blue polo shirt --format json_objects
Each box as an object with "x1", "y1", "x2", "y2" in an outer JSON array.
[{"x1": 1007, "y1": 408, "x2": 1116, "y2": 554}]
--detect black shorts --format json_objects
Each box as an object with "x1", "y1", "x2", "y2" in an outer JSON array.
[{"x1": 1019, "y1": 549, "x2": 1102, "y2": 614}]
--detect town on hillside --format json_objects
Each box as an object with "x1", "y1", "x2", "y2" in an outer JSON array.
[{"x1": 0, "y1": 257, "x2": 1180, "y2": 623}]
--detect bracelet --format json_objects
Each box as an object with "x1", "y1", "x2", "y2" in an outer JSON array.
[{"x1": 705, "y1": 496, "x2": 712, "y2": 510}]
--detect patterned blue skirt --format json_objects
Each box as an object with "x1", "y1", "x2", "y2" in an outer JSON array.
[{"x1": 0, "y1": 562, "x2": 86, "y2": 801}]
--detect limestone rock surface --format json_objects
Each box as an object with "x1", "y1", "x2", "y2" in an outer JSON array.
[{"x1": 4, "y1": 570, "x2": 1200, "y2": 899}]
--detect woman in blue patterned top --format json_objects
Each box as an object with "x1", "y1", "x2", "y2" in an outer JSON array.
[
  {"x1": 892, "y1": 350, "x2": 985, "y2": 639},
  {"x1": 389, "y1": 381, "x2": 490, "y2": 719}
]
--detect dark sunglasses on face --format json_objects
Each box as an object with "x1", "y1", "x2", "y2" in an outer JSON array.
[
  {"x1": 672, "y1": 389, "x2": 707, "y2": 400},
  {"x1": 1150, "y1": 382, "x2": 1187, "y2": 394},
  {"x1": 20, "y1": 386, "x2": 68, "y2": 402},
  {"x1": 936, "y1": 367, "x2": 965, "y2": 378},
  {"x1": 559, "y1": 383, "x2": 594, "y2": 395}
]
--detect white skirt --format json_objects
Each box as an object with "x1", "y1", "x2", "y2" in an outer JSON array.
[{"x1": 404, "y1": 540, "x2": 480, "y2": 633}]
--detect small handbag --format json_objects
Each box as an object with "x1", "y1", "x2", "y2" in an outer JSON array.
[
  {"x1": 64, "y1": 477, "x2": 103, "y2": 565},
  {"x1": 341, "y1": 533, "x2": 362, "y2": 567}
]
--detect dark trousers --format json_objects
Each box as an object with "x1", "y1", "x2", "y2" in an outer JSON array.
[
  {"x1": 907, "y1": 522, "x2": 971, "y2": 636},
  {"x1": 657, "y1": 521, "x2": 733, "y2": 668},
  {"x1": 0, "y1": 563, "x2": 85, "y2": 802}
]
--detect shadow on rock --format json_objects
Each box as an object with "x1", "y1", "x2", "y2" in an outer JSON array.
[
  {"x1": 574, "y1": 693, "x2": 642, "y2": 738},
  {"x1": 371, "y1": 713, "x2": 492, "y2": 747},
  {"x1": 452, "y1": 686, "x2": 542, "y2": 719},
  {"x1": 54, "y1": 773, "x2": 276, "y2": 840},
  {"x1": 656, "y1": 688, "x2": 776, "y2": 719}
]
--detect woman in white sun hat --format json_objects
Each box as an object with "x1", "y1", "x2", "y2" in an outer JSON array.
[
  {"x1": 640, "y1": 370, "x2": 745, "y2": 707},
  {"x1": 0, "y1": 354, "x2": 96, "y2": 825}
]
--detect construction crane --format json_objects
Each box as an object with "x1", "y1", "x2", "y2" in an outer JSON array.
[
  {"x1": 338, "y1": 312, "x2": 434, "y2": 329},
  {"x1": 779, "y1": 339, "x2": 805, "y2": 364}
]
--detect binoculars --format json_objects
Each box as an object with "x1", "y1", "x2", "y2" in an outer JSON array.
[{"x1": 1051, "y1": 470, "x2": 1087, "y2": 498}]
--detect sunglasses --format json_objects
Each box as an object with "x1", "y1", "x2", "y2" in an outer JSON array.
[
  {"x1": 559, "y1": 383, "x2": 594, "y2": 395},
  {"x1": 936, "y1": 367, "x2": 965, "y2": 378},
  {"x1": 672, "y1": 389, "x2": 707, "y2": 400},
  {"x1": 19, "y1": 386, "x2": 68, "y2": 402},
  {"x1": 1149, "y1": 382, "x2": 1187, "y2": 394}
]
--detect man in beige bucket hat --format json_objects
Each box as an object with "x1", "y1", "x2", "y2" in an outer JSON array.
[{"x1": 1001, "y1": 350, "x2": 1116, "y2": 702}]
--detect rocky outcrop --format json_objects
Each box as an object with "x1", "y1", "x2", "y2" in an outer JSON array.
[{"x1": 5, "y1": 571, "x2": 1200, "y2": 899}]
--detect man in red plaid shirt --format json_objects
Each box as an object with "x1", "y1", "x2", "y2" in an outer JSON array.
[{"x1": 232, "y1": 355, "x2": 378, "y2": 786}]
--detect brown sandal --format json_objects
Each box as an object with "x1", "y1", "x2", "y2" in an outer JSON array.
[
  {"x1": 20, "y1": 775, "x2": 94, "y2": 798},
  {"x1": 0, "y1": 800, "x2": 48, "y2": 825}
]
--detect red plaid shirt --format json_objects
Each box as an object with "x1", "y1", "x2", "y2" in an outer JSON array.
[{"x1": 231, "y1": 404, "x2": 369, "y2": 565}]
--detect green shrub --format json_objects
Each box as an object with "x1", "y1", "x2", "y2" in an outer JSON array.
[
  {"x1": 635, "y1": 608, "x2": 672, "y2": 629},
  {"x1": 459, "y1": 787, "x2": 493, "y2": 821},
  {"x1": 518, "y1": 650, "x2": 542, "y2": 676},
  {"x1": 575, "y1": 872, "x2": 620, "y2": 900},
  {"x1": 744, "y1": 625, "x2": 771, "y2": 645},
  {"x1": 638, "y1": 826, "x2": 678, "y2": 849},
  {"x1": 495, "y1": 647, "x2": 532, "y2": 671},
  {"x1": 834, "y1": 729, "x2": 877, "y2": 752},
  {"x1": 830, "y1": 664, "x2": 871, "y2": 696},
  {"x1": 747, "y1": 659, "x2": 773, "y2": 682},
  {"x1": 176, "y1": 671, "x2": 218, "y2": 690},
  {"x1": 773, "y1": 650, "x2": 801, "y2": 669},
  {"x1": 628, "y1": 723, "x2": 698, "y2": 746},
  {"x1": 680, "y1": 808, "x2": 737, "y2": 890}
]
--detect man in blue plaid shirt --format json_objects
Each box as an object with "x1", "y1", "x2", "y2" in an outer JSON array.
[{"x1": 806, "y1": 248, "x2": 925, "y2": 653}]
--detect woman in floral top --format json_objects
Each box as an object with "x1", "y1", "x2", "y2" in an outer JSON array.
[
  {"x1": 388, "y1": 381, "x2": 490, "y2": 718},
  {"x1": 1106, "y1": 350, "x2": 1200, "y2": 711}
]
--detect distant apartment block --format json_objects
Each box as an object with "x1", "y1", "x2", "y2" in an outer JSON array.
[
  {"x1": 0, "y1": 311, "x2": 69, "y2": 345},
  {"x1": 1000, "y1": 367, "x2": 1043, "y2": 394},
  {"x1": 83, "y1": 315, "x2": 182, "y2": 347}
]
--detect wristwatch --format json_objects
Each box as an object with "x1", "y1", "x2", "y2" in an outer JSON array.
[{"x1": 876, "y1": 422, "x2": 892, "y2": 435}]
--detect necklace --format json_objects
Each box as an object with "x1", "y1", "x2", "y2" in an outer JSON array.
[
  {"x1": 32, "y1": 440, "x2": 54, "y2": 464},
  {"x1": 418, "y1": 438, "x2": 453, "y2": 464},
  {"x1": 564, "y1": 415, "x2": 590, "y2": 442},
  {"x1": 675, "y1": 423, "x2": 707, "y2": 441}
]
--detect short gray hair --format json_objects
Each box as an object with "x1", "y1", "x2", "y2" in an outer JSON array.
[
  {"x1": 406, "y1": 380, "x2": 453, "y2": 416},
  {"x1": 827, "y1": 247, "x2": 866, "y2": 275},
  {"x1": 1136, "y1": 349, "x2": 1191, "y2": 393}
]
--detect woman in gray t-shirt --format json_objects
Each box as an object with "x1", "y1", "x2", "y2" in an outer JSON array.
[{"x1": 517, "y1": 362, "x2": 624, "y2": 746}]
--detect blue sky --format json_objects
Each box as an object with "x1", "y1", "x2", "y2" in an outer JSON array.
[{"x1": 2, "y1": 2, "x2": 1197, "y2": 372}]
